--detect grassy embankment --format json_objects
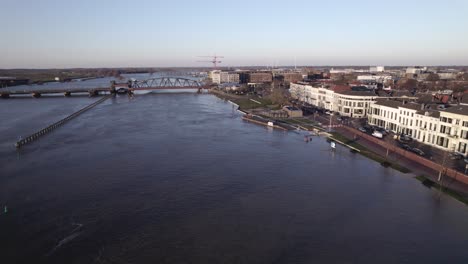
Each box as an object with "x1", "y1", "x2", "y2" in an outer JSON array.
[
  {"x1": 415, "y1": 175, "x2": 468, "y2": 205},
  {"x1": 210, "y1": 91, "x2": 324, "y2": 129},
  {"x1": 210, "y1": 89, "x2": 277, "y2": 111},
  {"x1": 276, "y1": 117, "x2": 325, "y2": 131},
  {"x1": 331, "y1": 132, "x2": 468, "y2": 205},
  {"x1": 329, "y1": 132, "x2": 411, "y2": 174},
  {"x1": 212, "y1": 90, "x2": 468, "y2": 205}
]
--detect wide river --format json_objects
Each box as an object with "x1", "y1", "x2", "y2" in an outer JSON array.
[{"x1": 1, "y1": 78, "x2": 468, "y2": 263}]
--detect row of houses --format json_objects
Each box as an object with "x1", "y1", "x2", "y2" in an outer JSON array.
[
  {"x1": 289, "y1": 82, "x2": 415, "y2": 118},
  {"x1": 210, "y1": 70, "x2": 303, "y2": 85},
  {"x1": 210, "y1": 71, "x2": 240, "y2": 84},
  {"x1": 368, "y1": 99, "x2": 468, "y2": 155},
  {"x1": 290, "y1": 81, "x2": 468, "y2": 155}
]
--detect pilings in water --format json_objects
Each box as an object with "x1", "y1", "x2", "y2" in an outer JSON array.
[{"x1": 15, "y1": 95, "x2": 113, "y2": 149}]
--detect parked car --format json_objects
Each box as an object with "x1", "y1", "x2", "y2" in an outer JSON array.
[
  {"x1": 449, "y1": 152, "x2": 464, "y2": 160},
  {"x1": 372, "y1": 130, "x2": 383, "y2": 139},
  {"x1": 411, "y1": 148, "x2": 425, "y2": 156},
  {"x1": 397, "y1": 134, "x2": 412, "y2": 142},
  {"x1": 400, "y1": 144, "x2": 411, "y2": 151},
  {"x1": 358, "y1": 127, "x2": 367, "y2": 133},
  {"x1": 374, "y1": 127, "x2": 387, "y2": 135},
  {"x1": 325, "y1": 111, "x2": 333, "y2": 115},
  {"x1": 337, "y1": 117, "x2": 343, "y2": 122}
]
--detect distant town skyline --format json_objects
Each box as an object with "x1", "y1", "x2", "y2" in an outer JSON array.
[{"x1": 2, "y1": 0, "x2": 468, "y2": 68}]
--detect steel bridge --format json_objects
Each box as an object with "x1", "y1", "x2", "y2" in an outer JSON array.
[
  {"x1": 1, "y1": 77, "x2": 209, "y2": 98},
  {"x1": 114, "y1": 77, "x2": 206, "y2": 93},
  {"x1": 130, "y1": 77, "x2": 204, "y2": 90}
]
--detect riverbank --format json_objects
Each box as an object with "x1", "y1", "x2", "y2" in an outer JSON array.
[{"x1": 330, "y1": 127, "x2": 468, "y2": 205}]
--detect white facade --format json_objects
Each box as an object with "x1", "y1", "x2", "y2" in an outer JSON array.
[
  {"x1": 370, "y1": 66, "x2": 385, "y2": 72},
  {"x1": 357, "y1": 75, "x2": 393, "y2": 83},
  {"x1": 290, "y1": 82, "x2": 380, "y2": 118},
  {"x1": 210, "y1": 70, "x2": 240, "y2": 84},
  {"x1": 335, "y1": 93, "x2": 378, "y2": 118},
  {"x1": 368, "y1": 102, "x2": 468, "y2": 155},
  {"x1": 406, "y1": 67, "x2": 428, "y2": 75},
  {"x1": 329, "y1": 68, "x2": 368, "y2": 74}
]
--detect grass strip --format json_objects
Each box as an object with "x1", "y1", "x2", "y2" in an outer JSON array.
[
  {"x1": 329, "y1": 132, "x2": 411, "y2": 174},
  {"x1": 415, "y1": 175, "x2": 468, "y2": 205}
]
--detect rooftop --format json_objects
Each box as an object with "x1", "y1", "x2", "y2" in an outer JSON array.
[
  {"x1": 336, "y1": 90, "x2": 377, "y2": 96},
  {"x1": 442, "y1": 105, "x2": 468, "y2": 116},
  {"x1": 374, "y1": 99, "x2": 422, "y2": 111}
]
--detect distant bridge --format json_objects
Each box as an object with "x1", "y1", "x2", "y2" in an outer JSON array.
[{"x1": 1, "y1": 77, "x2": 209, "y2": 98}]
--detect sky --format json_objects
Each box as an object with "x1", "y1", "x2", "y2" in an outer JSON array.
[{"x1": 1, "y1": 0, "x2": 468, "y2": 68}]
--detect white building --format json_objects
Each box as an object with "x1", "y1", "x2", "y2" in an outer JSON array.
[
  {"x1": 368, "y1": 100, "x2": 468, "y2": 155},
  {"x1": 290, "y1": 82, "x2": 383, "y2": 118},
  {"x1": 210, "y1": 70, "x2": 240, "y2": 84},
  {"x1": 370, "y1": 66, "x2": 385, "y2": 73},
  {"x1": 406, "y1": 67, "x2": 428, "y2": 75},
  {"x1": 329, "y1": 68, "x2": 368, "y2": 74},
  {"x1": 357, "y1": 75, "x2": 393, "y2": 83}
]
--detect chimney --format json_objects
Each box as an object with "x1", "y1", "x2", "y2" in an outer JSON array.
[{"x1": 420, "y1": 103, "x2": 425, "y2": 110}]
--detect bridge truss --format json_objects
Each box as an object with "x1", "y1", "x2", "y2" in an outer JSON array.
[{"x1": 130, "y1": 77, "x2": 205, "y2": 90}]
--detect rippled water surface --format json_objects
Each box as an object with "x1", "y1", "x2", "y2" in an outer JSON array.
[{"x1": 1, "y1": 92, "x2": 468, "y2": 264}]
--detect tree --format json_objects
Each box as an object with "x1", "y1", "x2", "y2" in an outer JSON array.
[
  {"x1": 426, "y1": 73, "x2": 439, "y2": 82},
  {"x1": 268, "y1": 87, "x2": 289, "y2": 106},
  {"x1": 397, "y1": 78, "x2": 419, "y2": 91},
  {"x1": 458, "y1": 72, "x2": 468, "y2": 81}
]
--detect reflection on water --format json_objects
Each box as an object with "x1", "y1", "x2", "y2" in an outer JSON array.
[{"x1": 0, "y1": 92, "x2": 468, "y2": 264}]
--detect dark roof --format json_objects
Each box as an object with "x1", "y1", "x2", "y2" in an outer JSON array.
[
  {"x1": 443, "y1": 105, "x2": 468, "y2": 116},
  {"x1": 374, "y1": 99, "x2": 422, "y2": 111},
  {"x1": 461, "y1": 95, "x2": 468, "y2": 105},
  {"x1": 375, "y1": 99, "x2": 442, "y2": 117},
  {"x1": 331, "y1": 85, "x2": 351, "y2": 93},
  {"x1": 336, "y1": 90, "x2": 377, "y2": 96},
  {"x1": 416, "y1": 94, "x2": 434, "y2": 104}
]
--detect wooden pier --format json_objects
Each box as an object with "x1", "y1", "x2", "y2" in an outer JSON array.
[{"x1": 15, "y1": 95, "x2": 113, "y2": 148}]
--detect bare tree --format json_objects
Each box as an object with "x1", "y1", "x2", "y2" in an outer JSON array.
[
  {"x1": 426, "y1": 73, "x2": 439, "y2": 82},
  {"x1": 268, "y1": 87, "x2": 289, "y2": 106}
]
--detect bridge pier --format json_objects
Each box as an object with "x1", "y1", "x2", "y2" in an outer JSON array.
[
  {"x1": 32, "y1": 92, "x2": 41, "y2": 98},
  {"x1": 88, "y1": 90, "x2": 98, "y2": 97}
]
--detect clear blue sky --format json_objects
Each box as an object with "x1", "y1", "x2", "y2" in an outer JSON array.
[{"x1": 1, "y1": 0, "x2": 468, "y2": 68}]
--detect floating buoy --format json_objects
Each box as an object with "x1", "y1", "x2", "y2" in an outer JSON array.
[{"x1": 4, "y1": 206, "x2": 7, "y2": 214}]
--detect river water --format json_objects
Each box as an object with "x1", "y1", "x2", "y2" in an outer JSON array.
[{"x1": 1, "y1": 77, "x2": 468, "y2": 263}]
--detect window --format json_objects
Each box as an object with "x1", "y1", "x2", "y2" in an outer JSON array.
[
  {"x1": 459, "y1": 142, "x2": 467, "y2": 154},
  {"x1": 461, "y1": 130, "x2": 468, "y2": 140},
  {"x1": 441, "y1": 117, "x2": 453, "y2": 124},
  {"x1": 440, "y1": 125, "x2": 451, "y2": 134}
]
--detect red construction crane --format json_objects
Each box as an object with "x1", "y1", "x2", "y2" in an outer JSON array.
[{"x1": 197, "y1": 55, "x2": 224, "y2": 68}]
